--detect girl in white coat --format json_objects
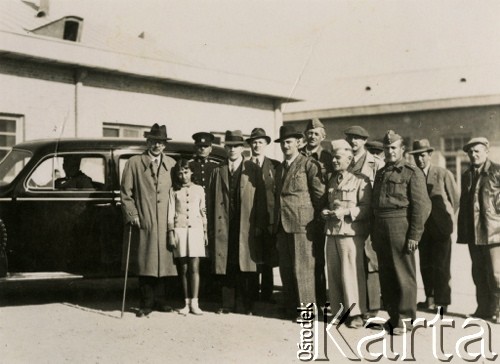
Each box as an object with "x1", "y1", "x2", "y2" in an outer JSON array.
[{"x1": 168, "y1": 159, "x2": 207, "y2": 315}]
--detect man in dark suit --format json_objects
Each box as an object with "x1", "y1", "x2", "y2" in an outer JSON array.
[
  {"x1": 457, "y1": 137, "x2": 500, "y2": 324},
  {"x1": 408, "y1": 139, "x2": 459, "y2": 314},
  {"x1": 207, "y1": 130, "x2": 266, "y2": 315},
  {"x1": 246, "y1": 128, "x2": 280, "y2": 303},
  {"x1": 371, "y1": 130, "x2": 431, "y2": 334},
  {"x1": 274, "y1": 125, "x2": 325, "y2": 319},
  {"x1": 300, "y1": 118, "x2": 332, "y2": 307}
]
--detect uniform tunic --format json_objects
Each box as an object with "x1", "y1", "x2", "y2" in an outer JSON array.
[
  {"x1": 190, "y1": 157, "x2": 218, "y2": 190},
  {"x1": 371, "y1": 158, "x2": 431, "y2": 326},
  {"x1": 167, "y1": 184, "x2": 207, "y2": 258},
  {"x1": 324, "y1": 171, "x2": 372, "y2": 316}
]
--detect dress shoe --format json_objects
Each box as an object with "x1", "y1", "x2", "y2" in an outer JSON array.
[
  {"x1": 346, "y1": 316, "x2": 364, "y2": 329},
  {"x1": 154, "y1": 304, "x2": 173, "y2": 313},
  {"x1": 466, "y1": 311, "x2": 491, "y2": 320},
  {"x1": 417, "y1": 298, "x2": 436, "y2": 311},
  {"x1": 216, "y1": 307, "x2": 231, "y2": 314},
  {"x1": 136, "y1": 308, "x2": 153, "y2": 317}
]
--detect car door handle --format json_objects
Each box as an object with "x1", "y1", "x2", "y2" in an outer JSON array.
[{"x1": 95, "y1": 203, "x2": 112, "y2": 207}]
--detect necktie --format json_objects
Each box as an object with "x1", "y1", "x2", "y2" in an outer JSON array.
[
  {"x1": 337, "y1": 173, "x2": 343, "y2": 184},
  {"x1": 254, "y1": 158, "x2": 261, "y2": 167},
  {"x1": 229, "y1": 163, "x2": 234, "y2": 175}
]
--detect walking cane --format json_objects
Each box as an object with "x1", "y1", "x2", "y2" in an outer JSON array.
[{"x1": 121, "y1": 224, "x2": 132, "y2": 318}]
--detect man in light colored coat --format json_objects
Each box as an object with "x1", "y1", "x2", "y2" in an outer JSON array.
[
  {"x1": 207, "y1": 130, "x2": 266, "y2": 314},
  {"x1": 121, "y1": 124, "x2": 177, "y2": 317},
  {"x1": 345, "y1": 125, "x2": 384, "y2": 319},
  {"x1": 274, "y1": 125, "x2": 325, "y2": 319},
  {"x1": 409, "y1": 139, "x2": 459, "y2": 313},
  {"x1": 457, "y1": 137, "x2": 500, "y2": 324}
]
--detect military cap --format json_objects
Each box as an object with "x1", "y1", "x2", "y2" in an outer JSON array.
[
  {"x1": 383, "y1": 130, "x2": 403, "y2": 145},
  {"x1": 192, "y1": 132, "x2": 215, "y2": 146},
  {"x1": 344, "y1": 125, "x2": 369, "y2": 138},
  {"x1": 304, "y1": 118, "x2": 325, "y2": 131},
  {"x1": 463, "y1": 137, "x2": 489, "y2": 152},
  {"x1": 330, "y1": 139, "x2": 353, "y2": 153},
  {"x1": 408, "y1": 139, "x2": 434, "y2": 154}
]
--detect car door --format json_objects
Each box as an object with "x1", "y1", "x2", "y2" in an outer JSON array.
[{"x1": 9, "y1": 151, "x2": 116, "y2": 276}]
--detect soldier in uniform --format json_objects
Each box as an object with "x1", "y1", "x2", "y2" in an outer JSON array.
[
  {"x1": 189, "y1": 132, "x2": 219, "y2": 300},
  {"x1": 189, "y1": 132, "x2": 218, "y2": 191},
  {"x1": 371, "y1": 130, "x2": 431, "y2": 334},
  {"x1": 300, "y1": 118, "x2": 332, "y2": 307}
]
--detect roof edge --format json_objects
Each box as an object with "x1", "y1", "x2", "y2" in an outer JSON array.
[
  {"x1": 284, "y1": 94, "x2": 500, "y2": 121},
  {"x1": 0, "y1": 30, "x2": 303, "y2": 102}
]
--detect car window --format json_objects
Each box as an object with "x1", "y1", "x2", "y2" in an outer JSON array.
[
  {"x1": 27, "y1": 155, "x2": 106, "y2": 191},
  {"x1": 0, "y1": 149, "x2": 32, "y2": 187}
]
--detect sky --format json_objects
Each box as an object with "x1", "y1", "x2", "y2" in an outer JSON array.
[{"x1": 49, "y1": 0, "x2": 500, "y2": 107}]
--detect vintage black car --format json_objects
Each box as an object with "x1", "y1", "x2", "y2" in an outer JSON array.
[{"x1": 0, "y1": 138, "x2": 225, "y2": 281}]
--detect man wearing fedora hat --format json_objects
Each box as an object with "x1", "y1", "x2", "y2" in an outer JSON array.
[
  {"x1": 457, "y1": 137, "x2": 500, "y2": 324},
  {"x1": 121, "y1": 123, "x2": 177, "y2": 317},
  {"x1": 301, "y1": 118, "x2": 332, "y2": 307},
  {"x1": 408, "y1": 139, "x2": 459, "y2": 314},
  {"x1": 247, "y1": 128, "x2": 280, "y2": 303},
  {"x1": 274, "y1": 125, "x2": 324, "y2": 318},
  {"x1": 207, "y1": 130, "x2": 266, "y2": 314}
]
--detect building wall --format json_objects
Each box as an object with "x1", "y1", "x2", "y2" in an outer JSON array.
[
  {"x1": 0, "y1": 58, "x2": 283, "y2": 157},
  {"x1": 287, "y1": 105, "x2": 500, "y2": 184}
]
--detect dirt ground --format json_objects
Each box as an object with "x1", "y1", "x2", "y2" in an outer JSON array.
[{"x1": 1, "y1": 244, "x2": 499, "y2": 363}]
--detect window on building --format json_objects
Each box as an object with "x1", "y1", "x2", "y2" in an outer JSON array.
[
  {"x1": 103, "y1": 123, "x2": 150, "y2": 139},
  {"x1": 441, "y1": 134, "x2": 471, "y2": 189},
  {"x1": 0, "y1": 115, "x2": 22, "y2": 161}
]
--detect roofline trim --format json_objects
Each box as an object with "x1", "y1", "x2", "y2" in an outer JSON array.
[
  {"x1": 0, "y1": 30, "x2": 302, "y2": 102},
  {"x1": 283, "y1": 94, "x2": 500, "y2": 121}
]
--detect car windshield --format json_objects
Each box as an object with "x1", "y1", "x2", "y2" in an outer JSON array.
[{"x1": 0, "y1": 149, "x2": 32, "y2": 187}]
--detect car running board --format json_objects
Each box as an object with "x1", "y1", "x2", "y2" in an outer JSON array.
[{"x1": 0, "y1": 272, "x2": 83, "y2": 282}]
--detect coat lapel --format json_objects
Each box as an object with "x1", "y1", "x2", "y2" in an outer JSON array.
[
  {"x1": 220, "y1": 162, "x2": 229, "y2": 191},
  {"x1": 283, "y1": 154, "x2": 302, "y2": 190}
]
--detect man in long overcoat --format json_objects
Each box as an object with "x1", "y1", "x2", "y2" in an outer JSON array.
[
  {"x1": 207, "y1": 130, "x2": 266, "y2": 314},
  {"x1": 246, "y1": 127, "x2": 280, "y2": 302},
  {"x1": 121, "y1": 123, "x2": 177, "y2": 317},
  {"x1": 408, "y1": 139, "x2": 459, "y2": 313},
  {"x1": 344, "y1": 125, "x2": 384, "y2": 319}
]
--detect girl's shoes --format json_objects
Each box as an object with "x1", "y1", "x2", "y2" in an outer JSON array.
[
  {"x1": 177, "y1": 305, "x2": 190, "y2": 315},
  {"x1": 177, "y1": 298, "x2": 191, "y2": 315},
  {"x1": 190, "y1": 298, "x2": 203, "y2": 315}
]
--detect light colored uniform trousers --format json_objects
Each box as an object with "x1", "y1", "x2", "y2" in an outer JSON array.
[
  {"x1": 326, "y1": 235, "x2": 367, "y2": 317},
  {"x1": 277, "y1": 228, "x2": 316, "y2": 308}
]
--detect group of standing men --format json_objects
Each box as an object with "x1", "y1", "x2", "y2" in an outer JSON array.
[{"x1": 120, "y1": 121, "x2": 500, "y2": 332}]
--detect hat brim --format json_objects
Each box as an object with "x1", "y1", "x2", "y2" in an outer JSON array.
[
  {"x1": 224, "y1": 140, "x2": 245, "y2": 146},
  {"x1": 246, "y1": 136, "x2": 271, "y2": 144},
  {"x1": 144, "y1": 133, "x2": 172, "y2": 141},
  {"x1": 408, "y1": 147, "x2": 434, "y2": 154},
  {"x1": 274, "y1": 133, "x2": 304, "y2": 143},
  {"x1": 195, "y1": 142, "x2": 212, "y2": 147},
  {"x1": 463, "y1": 142, "x2": 487, "y2": 152},
  {"x1": 345, "y1": 132, "x2": 369, "y2": 139}
]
